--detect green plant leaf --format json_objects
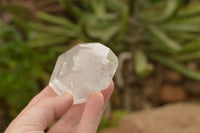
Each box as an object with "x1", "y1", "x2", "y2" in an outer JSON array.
[
  {"x1": 37, "y1": 12, "x2": 78, "y2": 30},
  {"x1": 168, "y1": 32, "x2": 197, "y2": 42},
  {"x1": 58, "y1": 0, "x2": 85, "y2": 19},
  {"x1": 150, "y1": 54, "x2": 200, "y2": 80},
  {"x1": 173, "y1": 51, "x2": 200, "y2": 62},
  {"x1": 105, "y1": 0, "x2": 126, "y2": 12},
  {"x1": 29, "y1": 33, "x2": 70, "y2": 47},
  {"x1": 178, "y1": 9, "x2": 200, "y2": 18},
  {"x1": 141, "y1": 0, "x2": 183, "y2": 24},
  {"x1": 90, "y1": 0, "x2": 106, "y2": 17},
  {"x1": 29, "y1": 22, "x2": 77, "y2": 36},
  {"x1": 134, "y1": 51, "x2": 153, "y2": 77},
  {"x1": 183, "y1": 38, "x2": 200, "y2": 52},
  {"x1": 84, "y1": 22, "x2": 120, "y2": 42},
  {"x1": 147, "y1": 25, "x2": 182, "y2": 52},
  {"x1": 160, "y1": 24, "x2": 200, "y2": 33},
  {"x1": 116, "y1": 9, "x2": 129, "y2": 42},
  {"x1": 135, "y1": 51, "x2": 148, "y2": 74}
]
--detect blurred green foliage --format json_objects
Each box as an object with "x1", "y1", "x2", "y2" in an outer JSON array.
[
  {"x1": 27, "y1": 0, "x2": 200, "y2": 79},
  {"x1": 1, "y1": 0, "x2": 200, "y2": 130},
  {"x1": 28, "y1": 0, "x2": 128, "y2": 51},
  {"x1": 98, "y1": 110, "x2": 129, "y2": 132},
  {"x1": 0, "y1": 21, "x2": 58, "y2": 118}
]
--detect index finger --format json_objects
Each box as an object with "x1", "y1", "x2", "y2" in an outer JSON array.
[{"x1": 18, "y1": 85, "x2": 57, "y2": 117}]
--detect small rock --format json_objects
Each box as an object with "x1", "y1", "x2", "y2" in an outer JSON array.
[
  {"x1": 118, "y1": 103, "x2": 200, "y2": 133},
  {"x1": 187, "y1": 62, "x2": 198, "y2": 70},
  {"x1": 163, "y1": 70, "x2": 182, "y2": 82},
  {"x1": 160, "y1": 85, "x2": 187, "y2": 102}
]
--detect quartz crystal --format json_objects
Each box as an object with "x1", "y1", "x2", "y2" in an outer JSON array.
[{"x1": 49, "y1": 43, "x2": 118, "y2": 104}]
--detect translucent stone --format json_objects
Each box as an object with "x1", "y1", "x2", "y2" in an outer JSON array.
[{"x1": 49, "y1": 43, "x2": 118, "y2": 104}]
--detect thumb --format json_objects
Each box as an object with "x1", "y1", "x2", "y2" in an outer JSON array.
[{"x1": 6, "y1": 93, "x2": 73, "y2": 133}]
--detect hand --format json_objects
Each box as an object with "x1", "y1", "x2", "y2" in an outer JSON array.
[{"x1": 5, "y1": 82, "x2": 114, "y2": 133}]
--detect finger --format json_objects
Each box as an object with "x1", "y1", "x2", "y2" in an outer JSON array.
[
  {"x1": 21, "y1": 81, "x2": 113, "y2": 118},
  {"x1": 8, "y1": 86, "x2": 57, "y2": 128},
  {"x1": 76, "y1": 93, "x2": 104, "y2": 133},
  {"x1": 6, "y1": 93, "x2": 73, "y2": 133},
  {"x1": 47, "y1": 103, "x2": 85, "y2": 133},
  {"x1": 101, "y1": 81, "x2": 114, "y2": 109},
  {"x1": 48, "y1": 82, "x2": 114, "y2": 133},
  {"x1": 24, "y1": 86, "x2": 57, "y2": 110},
  {"x1": 18, "y1": 86, "x2": 57, "y2": 117}
]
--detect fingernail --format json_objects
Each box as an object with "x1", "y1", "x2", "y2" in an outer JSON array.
[
  {"x1": 90, "y1": 91, "x2": 103, "y2": 97},
  {"x1": 91, "y1": 91, "x2": 101, "y2": 95},
  {"x1": 61, "y1": 92, "x2": 73, "y2": 98},
  {"x1": 89, "y1": 92, "x2": 104, "y2": 108},
  {"x1": 61, "y1": 92, "x2": 74, "y2": 104}
]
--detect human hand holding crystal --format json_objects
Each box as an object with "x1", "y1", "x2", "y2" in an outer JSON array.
[
  {"x1": 6, "y1": 43, "x2": 118, "y2": 133},
  {"x1": 5, "y1": 82, "x2": 114, "y2": 133}
]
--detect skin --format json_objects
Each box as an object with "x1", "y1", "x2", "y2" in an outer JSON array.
[{"x1": 5, "y1": 81, "x2": 114, "y2": 133}]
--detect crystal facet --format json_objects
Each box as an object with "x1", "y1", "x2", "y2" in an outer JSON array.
[{"x1": 49, "y1": 43, "x2": 118, "y2": 104}]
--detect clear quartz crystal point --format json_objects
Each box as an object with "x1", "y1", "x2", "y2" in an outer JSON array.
[{"x1": 49, "y1": 43, "x2": 118, "y2": 104}]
